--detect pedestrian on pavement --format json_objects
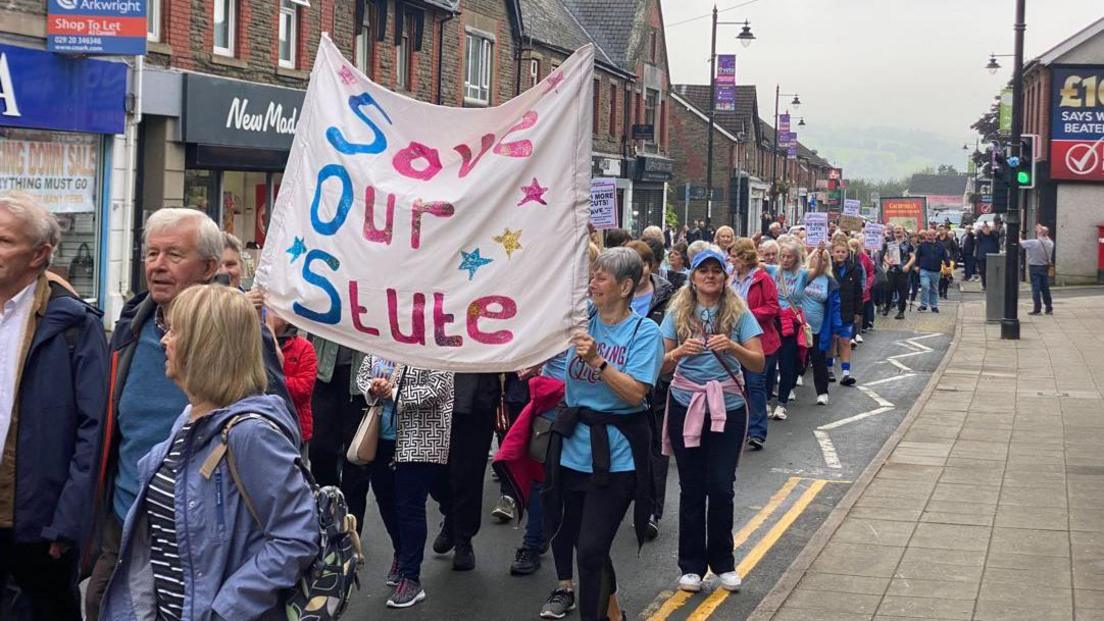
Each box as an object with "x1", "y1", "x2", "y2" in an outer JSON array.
[
  {"x1": 99, "y1": 284, "x2": 318, "y2": 621},
  {"x1": 712, "y1": 226, "x2": 736, "y2": 257},
  {"x1": 666, "y1": 242, "x2": 690, "y2": 290},
  {"x1": 802, "y1": 247, "x2": 839, "y2": 405},
  {"x1": 1022, "y1": 224, "x2": 1055, "y2": 315},
  {"x1": 915, "y1": 229, "x2": 946, "y2": 313},
  {"x1": 829, "y1": 238, "x2": 862, "y2": 385},
  {"x1": 85, "y1": 208, "x2": 292, "y2": 620},
  {"x1": 976, "y1": 223, "x2": 1000, "y2": 289},
  {"x1": 660, "y1": 247, "x2": 764, "y2": 594},
  {"x1": 764, "y1": 239, "x2": 811, "y2": 421},
  {"x1": 728, "y1": 238, "x2": 779, "y2": 451},
  {"x1": 539, "y1": 247, "x2": 663, "y2": 621},
  {"x1": 881, "y1": 226, "x2": 915, "y2": 320},
  {"x1": 627, "y1": 241, "x2": 676, "y2": 539},
  {"x1": 267, "y1": 311, "x2": 316, "y2": 456},
  {"x1": 962, "y1": 227, "x2": 977, "y2": 281},
  {"x1": 0, "y1": 193, "x2": 107, "y2": 621}
]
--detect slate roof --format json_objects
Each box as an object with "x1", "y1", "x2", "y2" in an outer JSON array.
[
  {"x1": 518, "y1": 0, "x2": 618, "y2": 68},
  {"x1": 907, "y1": 174, "x2": 969, "y2": 196},
  {"x1": 558, "y1": 0, "x2": 645, "y2": 70},
  {"x1": 671, "y1": 84, "x2": 758, "y2": 141}
]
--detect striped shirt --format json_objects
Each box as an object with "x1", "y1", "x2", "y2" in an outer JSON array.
[{"x1": 146, "y1": 422, "x2": 192, "y2": 621}]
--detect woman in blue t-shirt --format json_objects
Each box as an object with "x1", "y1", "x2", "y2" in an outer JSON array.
[
  {"x1": 540, "y1": 247, "x2": 663, "y2": 621},
  {"x1": 659, "y1": 247, "x2": 764, "y2": 594},
  {"x1": 800, "y1": 248, "x2": 836, "y2": 405},
  {"x1": 763, "y1": 238, "x2": 809, "y2": 421}
]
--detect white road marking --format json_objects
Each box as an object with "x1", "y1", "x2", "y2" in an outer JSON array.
[
  {"x1": 814, "y1": 430, "x2": 842, "y2": 469},
  {"x1": 818, "y1": 406, "x2": 896, "y2": 431},
  {"x1": 862, "y1": 374, "x2": 917, "y2": 387},
  {"x1": 857, "y1": 385, "x2": 895, "y2": 408}
]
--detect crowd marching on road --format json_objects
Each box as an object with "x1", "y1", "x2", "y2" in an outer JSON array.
[{"x1": 0, "y1": 190, "x2": 1061, "y2": 621}]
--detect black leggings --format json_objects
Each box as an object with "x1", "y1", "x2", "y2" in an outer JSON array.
[
  {"x1": 810, "y1": 334, "x2": 830, "y2": 396},
  {"x1": 550, "y1": 467, "x2": 635, "y2": 621},
  {"x1": 887, "y1": 271, "x2": 910, "y2": 313}
]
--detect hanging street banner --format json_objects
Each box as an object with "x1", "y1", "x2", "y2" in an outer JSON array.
[
  {"x1": 716, "y1": 55, "x2": 736, "y2": 85},
  {"x1": 779, "y1": 113, "x2": 790, "y2": 135},
  {"x1": 46, "y1": 0, "x2": 148, "y2": 55},
  {"x1": 714, "y1": 55, "x2": 736, "y2": 111},
  {"x1": 999, "y1": 88, "x2": 1013, "y2": 136},
  {"x1": 1049, "y1": 66, "x2": 1104, "y2": 181},
  {"x1": 256, "y1": 35, "x2": 593, "y2": 372},
  {"x1": 589, "y1": 177, "x2": 618, "y2": 230},
  {"x1": 715, "y1": 86, "x2": 736, "y2": 111}
]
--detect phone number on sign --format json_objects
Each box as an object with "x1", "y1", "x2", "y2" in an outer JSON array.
[{"x1": 55, "y1": 36, "x2": 104, "y2": 45}]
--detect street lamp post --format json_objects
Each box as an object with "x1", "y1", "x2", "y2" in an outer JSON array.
[
  {"x1": 770, "y1": 86, "x2": 800, "y2": 218},
  {"x1": 1001, "y1": 0, "x2": 1026, "y2": 340},
  {"x1": 705, "y1": 7, "x2": 754, "y2": 227}
]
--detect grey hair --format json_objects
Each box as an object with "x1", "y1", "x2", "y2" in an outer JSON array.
[
  {"x1": 223, "y1": 231, "x2": 243, "y2": 254},
  {"x1": 758, "y1": 239, "x2": 780, "y2": 253},
  {"x1": 686, "y1": 240, "x2": 711, "y2": 262},
  {"x1": 593, "y1": 247, "x2": 643, "y2": 299},
  {"x1": 641, "y1": 225, "x2": 663, "y2": 242},
  {"x1": 0, "y1": 192, "x2": 61, "y2": 268},
  {"x1": 144, "y1": 208, "x2": 223, "y2": 262},
  {"x1": 779, "y1": 238, "x2": 806, "y2": 262}
]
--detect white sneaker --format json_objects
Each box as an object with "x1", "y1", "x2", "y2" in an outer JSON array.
[
  {"x1": 771, "y1": 405, "x2": 788, "y2": 420},
  {"x1": 789, "y1": 390, "x2": 797, "y2": 401},
  {"x1": 855, "y1": 333, "x2": 864, "y2": 343},
  {"x1": 816, "y1": 394, "x2": 829, "y2": 406},
  {"x1": 718, "y1": 571, "x2": 742, "y2": 592},
  {"x1": 677, "y1": 573, "x2": 703, "y2": 592},
  {"x1": 795, "y1": 375, "x2": 804, "y2": 386}
]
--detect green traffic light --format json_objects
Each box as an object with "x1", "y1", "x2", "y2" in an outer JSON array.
[{"x1": 1016, "y1": 170, "x2": 1031, "y2": 184}]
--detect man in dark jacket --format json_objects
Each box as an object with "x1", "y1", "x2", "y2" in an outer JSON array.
[
  {"x1": 0, "y1": 193, "x2": 107, "y2": 620},
  {"x1": 84, "y1": 208, "x2": 291, "y2": 620},
  {"x1": 975, "y1": 223, "x2": 1001, "y2": 289},
  {"x1": 915, "y1": 229, "x2": 947, "y2": 312}
]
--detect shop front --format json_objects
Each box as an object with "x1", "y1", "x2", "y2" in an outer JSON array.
[
  {"x1": 633, "y1": 154, "x2": 673, "y2": 236},
  {"x1": 0, "y1": 43, "x2": 126, "y2": 305}
]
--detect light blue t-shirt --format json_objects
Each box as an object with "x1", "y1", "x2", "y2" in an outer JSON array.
[
  {"x1": 542, "y1": 351, "x2": 567, "y2": 381},
  {"x1": 801, "y1": 275, "x2": 830, "y2": 334},
  {"x1": 765, "y1": 265, "x2": 808, "y2": 310},
  {"x1": 660, "y1": 305, "x2": 762, "y2": 411},
  {"x1": 560, "y1": 312, "x2": 663, "y2": 473},
  {"x1": 370, "y1": 358, "x2": 398, "y2": 441},
  {"x1": 631, "y1": 290, "x2": 654, "y2": 318}
]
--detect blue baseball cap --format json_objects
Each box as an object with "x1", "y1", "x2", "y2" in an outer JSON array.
[{"x1": 691, "y1": 247, "x2": 727, "y2": 271}]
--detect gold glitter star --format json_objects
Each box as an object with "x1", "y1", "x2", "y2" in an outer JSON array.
[{"x1": 493, "y1": 227, "x2": 523, "y2": 259}]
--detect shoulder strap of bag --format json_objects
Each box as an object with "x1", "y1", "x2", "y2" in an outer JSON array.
[{"x1": 198, "y1": 413, "x2": 283, "y2": 527}]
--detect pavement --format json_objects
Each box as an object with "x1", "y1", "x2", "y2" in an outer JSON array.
[{"x1": 748, "y1": 291, "x2": 1104, "y2": 621}]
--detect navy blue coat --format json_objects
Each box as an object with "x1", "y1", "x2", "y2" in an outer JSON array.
[{"x1": 12, "y1": 278, "x2": 108, "y2": 544}]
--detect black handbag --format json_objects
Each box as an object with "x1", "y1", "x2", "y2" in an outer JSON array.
[{"x1": 68, "y1": 243, "x2": 94, "y2": 287}]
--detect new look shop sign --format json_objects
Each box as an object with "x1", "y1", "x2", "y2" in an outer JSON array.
[{"x1": 183, "y1": 74, "x2": 304, "y2": 150}]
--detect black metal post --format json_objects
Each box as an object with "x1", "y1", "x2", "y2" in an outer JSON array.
[
  {"x1": 705, "y1": 6, "x2": 718, "y2": 226},
  {"x1": 1001, "y1": 0, "x2": 1025, "y2": 340}
]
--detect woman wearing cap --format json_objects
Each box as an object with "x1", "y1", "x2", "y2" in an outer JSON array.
[
  {"x1": 728, "y1": 238, "x2": 779, "y2": 451},
  {"x1": 540, "y1": 247, "x2": 664, "y2": 621},
  {"x1": 660, "y1": 247, "x2": 764, "y2": 593}
]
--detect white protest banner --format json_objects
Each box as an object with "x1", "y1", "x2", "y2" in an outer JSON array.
[
  {"x1": 863, "y1": 222, "x2": 885, "y2": 251},
  {"x1": 589, "y1": 178, "x2": 618, "y2": 230},
  {"x1": 255, "y1": 35, "x2": 593, "y2": 372},
  {"x1": 804, "y1": 212, "x2": 828, "y2": 246},
  {"x1": 843, "y1": 198, "x2": 861, "y2": 217}
]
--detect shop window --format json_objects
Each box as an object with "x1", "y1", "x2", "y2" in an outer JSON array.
[
  {"x1": 645, "y1": 88, "x2": 657, "y2": 142},
  {"x1": 214, "y1": 0, "x2": 236, "y2": 56},
  {"x1": 0, "y1": 128, "x2": 102, "y2": 301},
  {"x1": 354, "y1": 1, "x2": 376, "y2": 76},
  {"x1": 147, "y1": 0, "x2": 161, "y2": 42},
  {"x1": 396, "y1": 12, "x2": 414, "y2": 90},
  {"x1": 609, "y1": 83, "x2": 617, "y2": 137},
  {"x1": 279, "y1": 0, "x2": 298, "y2": 68},
  {"x1": 464, "y1": 33, "x2": 492, "y2": 105}
]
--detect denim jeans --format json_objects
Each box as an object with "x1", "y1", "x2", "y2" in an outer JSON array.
[
  {"x1": 743, "y1": 351, "x2": 776, "y2": 441},
  {"x1": 777, "y1": 334, "x2": 800, "y2": 406},
  {"x1": 919, "y1": 269, "x2": 940, "y2": 309},
  {"x1": 1029, "y1": 265, "x2": 1053, "y2": 312},
  {"x1": 523, "y1": 481, "x2": 544, "y2": 550},
  {"x1": 395, "y1": 462, "x2": 446, "y2": 581}
]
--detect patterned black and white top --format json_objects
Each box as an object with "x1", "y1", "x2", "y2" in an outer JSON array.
[{"x1": 146, "y1": 422, "x2": 192, "y2": 621}]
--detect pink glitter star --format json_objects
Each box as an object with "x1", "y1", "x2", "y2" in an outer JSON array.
[
  {"x1": 544, "y1": 71, "x2": 566, "y2": 93},
  {"x1": 517, "y1": 178, "x2": 548, "y2": 206},
  {"x1": 338, "y1": 65, "x2": 357, "y2": 85}
]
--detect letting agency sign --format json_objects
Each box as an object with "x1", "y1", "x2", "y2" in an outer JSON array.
[
  {"x1": 47, "y1": 0, "x2": 147, "y2": 55},
  {"x1": 1051, "y1": 66, "x2": 1104, "y2": 182}
]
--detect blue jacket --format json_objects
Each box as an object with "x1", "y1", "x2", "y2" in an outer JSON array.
[
  {"x1": 100, "y1": 394, "x2": 318, "y2": 621},
  {"x1": 819, "y1": 278, "x2": 842, "y2": 353},
  {"x1": 7, "y1": 277, "x2": 107, "y2": 545}
]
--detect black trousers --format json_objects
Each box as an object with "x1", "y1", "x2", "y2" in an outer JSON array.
[
  {"x1": 649, "y1": 383, "x2": 671, "y2": 520},
  {"x1": 343, "y1": 439, "x2": 399, "y2": 549},
  {"x1": 776, "y1": 333, "x2": 800, "y2": 406},
  {"x1": 810, "y1": 335, "x2": 830, "y2": 396},
  {"x1": 433, "y1": 407, "x2": 497, "y2": 544},
  {"x1": 0, "y1": 530, "x2": 81, "y2": 621},
  {"x1": 666, "y1": 401, "x2": 747, "y2": 577},
  {"x1": 887, "y1": 271, "x2": 910, "y2": 313},
  {"x1": 550, "y1": 468, "x2": 635, "y2": 621},
  {"x1": 977, "y1": 257, "x2": 988, "y2": 289},
  {"x1": 395, "y1": 462, "x2": 446, "y2": 582},
  {"x1": 308, "y1": 364, "x2": 372, "y2": 530}
]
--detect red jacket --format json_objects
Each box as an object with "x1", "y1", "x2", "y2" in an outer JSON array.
[
  {"x1": 279, "y1": 334, "x2": 317, "y2": 443},
  {"x1": 492, "y1": 375, "x2": 564, "y2": 521},
  {"x1": 745, "y1": 268, "x2": 781, "y2": 356},
  {"x1": 858, "y1": 250, "x2": 875, "y2": 303}
]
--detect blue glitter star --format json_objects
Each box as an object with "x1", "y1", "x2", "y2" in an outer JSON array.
[
  {"x1": 458, "y1": 248, "x2": 493, "y2": 281},
  {"x1": 287, "y1": 237, "x2": 307, "y2": 263}
]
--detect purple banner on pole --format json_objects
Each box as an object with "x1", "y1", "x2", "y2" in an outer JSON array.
[
  {"x1": 787, "y1": 145, "x2": 798, "y2": 159},
  {"x1": 716, "y1": 55, "x2": 736, "y2": 85},
  {"x1": 779, "y1": 113, "x2": 791, "y2": 134},
  {"x1": 715, "y1": 85, "x2": 736, "y2": 111}
]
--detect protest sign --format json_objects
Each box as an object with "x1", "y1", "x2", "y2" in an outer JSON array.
[
  {"x1": 804, "y1": 212, "x2": 828, "y2": 246},
  {"x1": 256, "y1": 35, "x2": 594, "y2": 372},
  {"x1": 843, "y1": 199, "x2": 861, "y2": 216},
  {"x1": 589, "y1": 178, "x2": 618, "y2": 229},
  {"x1": 863, "y1": 222, "x2": 885, "y2": 251}
]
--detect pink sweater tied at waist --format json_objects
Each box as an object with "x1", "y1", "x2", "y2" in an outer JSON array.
[{"x1": 662, "y1": 371, "x2": 744, "y2": 456}]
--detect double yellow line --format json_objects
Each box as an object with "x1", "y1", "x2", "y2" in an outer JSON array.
[{"x1": 645, "y1": 477, "x2": 835, "y2": 621}]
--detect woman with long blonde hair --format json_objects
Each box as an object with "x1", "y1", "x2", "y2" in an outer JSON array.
[{"x1": 658, "y1": 248, "x2": 764, "y2": 594}]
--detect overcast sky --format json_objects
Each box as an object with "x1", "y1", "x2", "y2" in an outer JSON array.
[{"x1": 663, "y1": 0, "x2": 1098, "y2": 170}]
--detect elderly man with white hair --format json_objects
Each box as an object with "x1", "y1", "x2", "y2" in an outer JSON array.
[
  {"x1": 0, "y1": 192, "x2": 108, "y2": 620},
  {"x1": 83, "y1": 207, "x2": 292, "y2": 620},
  {"x1": 1022, "y1": 224, "x2": 1055, "y2": 315}
]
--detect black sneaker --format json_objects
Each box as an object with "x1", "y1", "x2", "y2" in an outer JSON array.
[
  {"x1": 895, "y1": 312, "x2": 905, "y2": 320},
  {"x1": 386, "y1": 557, "x2": 401, "y2": 587},
  {"x1": 932, "y1": 307, "x2": 940, "y2": 313},
  {"x1": 828, "y1": 370, "x2": 837, "y2": 383},
  {"x1": 510, "y1": 546, "x2": 542, "y2": 576},
  {"x1": 918, "y1": 305, "x2": 928, "y2": 312},
  {"x1": 452, "y1": 541, "x2": 475, "y2": 571},
  {"x1": 432, "y1": 524, "x2": 454, "y2": 554},
  {"x1": 645, "y1": 515, "x2": 660, "y2": 541},
  {"x1": 386, "y1": 577, "x2": 426, "y2": 608},
  {"x1": 1029, "y1": 310, "x2": 1041, "y2": 315},
  {"x1": 840, "y1": 375, "x2": 857, "y2": 387},
  {"x1": 1045, "y1": 309, "x2": 1053, "y2": 315},
  {"x1": 540, "y1": 588, "x2": 576, "y2": 619},
  {"x1": 747, "y1": 437, "x2": 764, "y2": 451}
]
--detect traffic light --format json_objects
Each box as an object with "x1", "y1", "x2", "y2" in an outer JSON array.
[{"x1": 1017, "y1": 135, "x2": 1037, "y2": 189}]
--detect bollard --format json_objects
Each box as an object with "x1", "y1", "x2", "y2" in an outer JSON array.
[{"x1": 986, "y1": 253, "x2": 1005, "y2": 323}]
